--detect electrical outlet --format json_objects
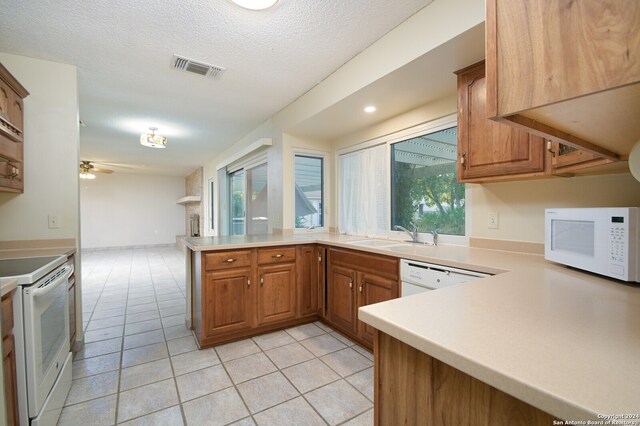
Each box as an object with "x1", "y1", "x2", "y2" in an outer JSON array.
[
  {"x1": 488, "y1": 212, "x2": 499, "y2": 229},
  {"x1": 48, "y1": 214, "x2": 61, "y2": 229}
]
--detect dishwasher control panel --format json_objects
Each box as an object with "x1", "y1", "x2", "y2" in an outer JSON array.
[{"x1": 401, "y1": 259, "x2": 490, "y2": 294}]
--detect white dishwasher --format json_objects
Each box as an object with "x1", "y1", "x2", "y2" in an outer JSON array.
[{"x1": 401, "y1": 259, "x2": 490, "y2": 296}]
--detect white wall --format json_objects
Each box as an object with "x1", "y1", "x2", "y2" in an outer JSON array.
[
  {"x1": 81, "y1": 173, "x2": 185, "y2": 249},
  {"x1": 0, "y1": 53, "x2": 79, "y2": 241},
  {"x1": 468, "y1": 173, "x2": 640, "y2": 243}
]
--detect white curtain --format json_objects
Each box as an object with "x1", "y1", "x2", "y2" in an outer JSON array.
[{"x1": 339, "y1": 144, "x2": 389, "y2": 237}]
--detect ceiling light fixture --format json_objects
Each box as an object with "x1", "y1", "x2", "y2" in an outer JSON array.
[
  {"x1": 79, "y1": 169, "x2": 96, "y2": 180},
  {"x1": 140, "y1": 127, "x2": 167, "y2": 148},
  {"x1": 364, "y1": 106, "x2": 377, "y2": 113},
  {"x1": 231, "y1": 0, "x2": 279, "y2": 10}
]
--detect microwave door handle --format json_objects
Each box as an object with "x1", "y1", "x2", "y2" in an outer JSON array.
[{"x1": 30, "y1": 265, "x2": 73, "y2": 298}]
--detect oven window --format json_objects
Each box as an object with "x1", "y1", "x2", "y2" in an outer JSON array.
[
  {"x1": 39, "y1": 284, "x2": 67, "y2": 373},
  {"x1": 551, "y1": 220, "x2": 595, "y2": 257}
]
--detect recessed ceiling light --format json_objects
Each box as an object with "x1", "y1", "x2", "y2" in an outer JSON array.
[
  {"x1": 364, "y1": 106, "x2": 377, "y2": 113},
  {"x1": 232, "y1": 0, "x2": 279, "y2": 10}
]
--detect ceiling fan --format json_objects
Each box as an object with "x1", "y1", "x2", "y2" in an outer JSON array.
[{"x1": 79, "y1": 161, "x2": 113, "y2": 179}]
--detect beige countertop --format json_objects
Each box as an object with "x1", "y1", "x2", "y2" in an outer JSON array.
[
  {"x1": 185, "y1": 233, "x2": 640, "y2": 421},
  {"x1": 0, "y1": 246, "x2": 76, "y2": 260},
  {"x1": 1, "y1": 277, "x2": 17, "y2": 297}
]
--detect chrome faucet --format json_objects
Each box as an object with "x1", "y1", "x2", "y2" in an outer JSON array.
[
  {"x1": 394, "y1": 223, "x2": 418, "y2": 243},
  {"x1": 431, "y1": 230, "x2": 438, "y2": 246}
]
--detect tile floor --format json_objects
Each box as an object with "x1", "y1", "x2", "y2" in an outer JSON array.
[{"x1": 59, "y1": 247, "x2": 374, "y2": 426}]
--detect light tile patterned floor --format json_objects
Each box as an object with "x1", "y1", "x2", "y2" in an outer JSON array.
[{"x1": 59, "y1": 247, "x2": 374, "y2": 426}]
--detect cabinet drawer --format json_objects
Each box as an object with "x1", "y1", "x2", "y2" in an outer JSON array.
[
  {"x1": 329, "y1": 248, "x2": 399, "y2": 280},
  {"x1": 205, "y1": 250, "x2": 252, "y2": 270},
  {"x1": 257, "y1": 247, "x2": 296, "y2": 265},
  {"x1": 2, "y1": 293, "x2": 13, "y2": 337}
]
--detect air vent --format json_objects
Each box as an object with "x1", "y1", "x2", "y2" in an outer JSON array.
[{"x1": 172, "y1": 55, "x2": 226, "y2": 79}]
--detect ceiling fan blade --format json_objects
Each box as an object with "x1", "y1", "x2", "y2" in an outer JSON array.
[
  {"x1": 95, "y1": 161, "x2": 146, "y2": 169},
  {"x1": 92, "y1": 167, "x2": 113, "y2": 174}
]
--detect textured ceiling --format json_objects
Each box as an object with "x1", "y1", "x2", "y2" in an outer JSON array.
[{"x1": 0, "y1": 0, "x2": 432, "y2": 176}]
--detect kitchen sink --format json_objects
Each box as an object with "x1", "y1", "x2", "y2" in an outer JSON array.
[
  {"x1": 387, "y1": 244, "x2": 436, "y2": 254},
  {"x1": 348, "y1": 239, "x2": 405, "y2": 247}
]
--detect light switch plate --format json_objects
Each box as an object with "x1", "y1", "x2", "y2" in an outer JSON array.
[
  {"x1": 488, "y1": 212, "x2": 499, "y2": 229},
  {"x1": 48, "y1": 214, "x2": 61, "y2": 229}
]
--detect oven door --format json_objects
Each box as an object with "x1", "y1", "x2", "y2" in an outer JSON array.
[{"x1": 23, "y1": 264, "x2": 72, "y2": 417}]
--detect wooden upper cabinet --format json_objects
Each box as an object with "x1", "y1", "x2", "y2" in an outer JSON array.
[
  {"x1": 549, "y1": 141, "x2": 612, "y2": 174},
  {"x1": 0, "y1": 63, "x2": 28, "y2": 194},
  {"x1": 456, "y1": 61, "x2": 546, "y2": 182},
  {"x1": 203, "y1": 267, "x2": 253, "y2": 336},
  {"x1": 486, "y1": 0, "x2": 639, "y2": 160},
  {"x1": 257, "y1": 263, "x2": 296, "y2": 326}
]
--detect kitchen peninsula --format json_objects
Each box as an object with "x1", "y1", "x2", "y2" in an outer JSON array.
[{"x1": 184, "y1": 234, "x2": 640, "y2": 424}]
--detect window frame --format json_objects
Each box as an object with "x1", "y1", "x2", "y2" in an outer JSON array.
[
  {"x1": 208, "y1": 177, "x2": 215, "y2": 233},
  {"x1": 336, "y1": 114, "x2": 469, "y2": 246},
  {"x1": 226, "y1": 153, "x2": 269, "y2": 236},
  {"x1": 292, "y1": 149, "x2": 328, "y2": 234}
]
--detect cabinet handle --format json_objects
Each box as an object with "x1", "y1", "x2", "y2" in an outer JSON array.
[
  {"x1": 271, "y1": 254, "x2": 284, "y2": 259},
  {"x1": 359, "y1": 285, "x2": 363, "y2": 293},
  {"x1": 547, "y1": 140, "x2": 557, "y2": 157},
  {"x1": 224, "y1": 258, "x2": 237, "y2": 263},
  {"x1": 260, "y1": 275, "x2": 264, "y2": 286},
  {"x1": 460, "y1": 152, "x2": 466, "y2": 168},
  {"x1": 349, "y1": 281, "x2": 353, "y2": 289},
  {"x1": 318, "y1": 255, "x2": 322, "y2": 262},
  {"x1": 247, "y1": 279, "x2": 251, "y2": 287}
]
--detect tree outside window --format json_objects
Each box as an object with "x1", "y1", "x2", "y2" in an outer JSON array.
[{"x1": 391, "y1": 127, "x2": 464, "y2": 236}]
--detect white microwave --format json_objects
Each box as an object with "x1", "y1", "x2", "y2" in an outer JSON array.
[{"x1": 545, "y1": 208, "x2": 639, "y2": 282}]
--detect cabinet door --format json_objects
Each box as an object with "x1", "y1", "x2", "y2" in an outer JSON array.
[
  {"x1": 203, "y1": 267, "x2": 253, "y2": 336},
  {"x1": 296, "y1": 245, "x2": 319, "y2": 317},
  {"x1": 357, "y1": 272, "x2": 398, "y2": 345},
  {"x1": 328, "y1": 265, "x2": 357, "y2": 333},
  {"x1": 457, "y1": 62, "x2": 545, "y2": 181},
  {"x1": 257, "y1": 263, "x2": 297, "y2": 326}
]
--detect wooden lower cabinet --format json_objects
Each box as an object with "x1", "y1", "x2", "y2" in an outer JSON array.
[
  {"x1": 375, "y1": 332, "x2": 557, "y2": 426},
  {"x1": 296, "y1": 245, "x2": 321, "y2": 317},
  {"x1": 2, "y1": 289, "x2": 19, "y2": 426},
  {"x1": 357, "y1": 273, "x2": 397, "y2": 346},
  {"x1": 257, "y1": 263, "x2": 296, "y2": 325},
  {"x1": 194, "y1": 245, "x2": 326, "y2": 348},
  {"x1": 328, "y1": 265, "x2": 357, "y2": 333},
  {"x1": 203, "y1": 267, "x2": 253, "y2": 336},
  {"x1": 193, "y1": 244, "x2": 396, "y2": 349},
  {"x1": 326, "y1": 248, "x2": 399, "y2": 349}
]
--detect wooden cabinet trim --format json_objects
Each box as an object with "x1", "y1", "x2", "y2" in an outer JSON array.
[{"x1": 0, "y1": 63, "x2": 29, "y2": 98}]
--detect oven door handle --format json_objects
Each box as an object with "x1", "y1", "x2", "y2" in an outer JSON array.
[{"x1": 31, "y1": 265, "x2": 73, "y2": 298}]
